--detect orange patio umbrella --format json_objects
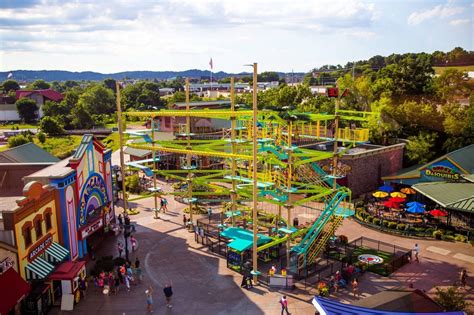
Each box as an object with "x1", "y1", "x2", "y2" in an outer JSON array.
[
  {"x1": 400, "y1": 187, "x2": 416, "y2": 195},
  {"x1": 373, "y1": 191, "x2": 389, "y2": 198},
  {"x1": 390, "y1": 192, "x2": 407, "y2": 198}
]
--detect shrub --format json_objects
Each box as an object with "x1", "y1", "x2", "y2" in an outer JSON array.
[
  {"x1": 434, "y1": 286, "x2": 469, "y2": 312},
  {"x1": 383, "y1": 221, "x2": 390, "y2": 228},
  {"x1": 433, "y1": 230, "x2": 443, "y2": 240},
  {"x1": 125, "y1": 174, "x2": 140, "y2": 194},
  {"x1": 387, "y1": 222, "x2": 398, "y2": 229},
  {"x1": 8, "y1": 133, "x2": 33, "y2": 148},
  {"x1": 454, "y1": 234, "x2": 466, "y2": 242},
  {"x1": 36, "y1": 131, "x2": 46, "y2": 144},
  {"x1": 39, "y1": 116, "x2": 64, "y2": 135},
  {"x1": 425, "y1": 227, "x2": 434, "y2": 234},
  {"x1": 442, "y1": 235, "x2": 455, "y2": 241},
  {"x1": 183, "y1": 205, "x2": 207, "y2": 215},
  {"x1": 373, "y1": 218, "x2": 380, "y2": 225},
  {"x1": 365, "y1": 215, "x2": 374, "y2": 223},
  {"x1": 397, "y1": 223, "x2": 406, "y2": 230},
  {"x1": 446, "y1": 230, "x2": 455, "y2": 236}
]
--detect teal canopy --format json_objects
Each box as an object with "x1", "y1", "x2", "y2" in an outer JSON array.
[{"x1": 220, "y1": 227, "x2": 272, "y2": 252}]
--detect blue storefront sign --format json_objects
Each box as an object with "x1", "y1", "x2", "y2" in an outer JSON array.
[{"x1": 421, "y1": 159, "x2": 462, "y2": 181}]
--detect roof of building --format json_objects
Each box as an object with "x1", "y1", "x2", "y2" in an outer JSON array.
[
  {"x1": 24, "y1": 158, "x2": 72, "y2": 180},
  {"x1": 173, "y1": 100, "x2": 231, "y2": 109},
  {"x1": 313, "y1": 295, "x2": 463, "y2": 315},
  {"x1": 0, "y1": 143, "x2": 59, "y2": 163},
  {"x1": 0, "y1": 268, "x2": 30, "y2": 315},
  {"x1": 412, "y1": 182, "x2": 474, "y2": 212},
  {"x1": 383, "y1": 144, "x2": 474, "y2": 181},
  {"x1": 445, "y1": 144, "x2": 474, "y2": 173},
  {"x1": 352, "y1": 288, "x2": 444, "y2": 313},
  {"x1": 16, "y1": 89, "x2": 64, "y2": 102},
  {"x1": 124, "y1": 146, "x2": 150, "y2": 158}
]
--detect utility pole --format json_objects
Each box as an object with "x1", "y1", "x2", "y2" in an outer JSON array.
[
  {"x1": 251, "y1": 63, "x2": 258, "y2": 285},
  {"x1": 116, "y1": 82, "x2": 128, "y2": 213}
]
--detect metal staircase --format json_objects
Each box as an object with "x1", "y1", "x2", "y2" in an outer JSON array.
[{"x1": 298, "y1": 214, "x2": 344, "y2": 269}]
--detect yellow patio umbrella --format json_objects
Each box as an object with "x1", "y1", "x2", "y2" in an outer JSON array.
[
  {"x1": 390, "y1": 192, "x2": 407, "y2": 198},
  {"x1": 400, "y1": 187, "x2": 416, "y2": 195},
  {"x1": 372, "y1": 191, "x2": 389, "y2": 198}
]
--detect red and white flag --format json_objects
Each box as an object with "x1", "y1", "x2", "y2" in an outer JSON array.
[{"x1": 209, "y1": 58, "x2": 213, "y2": 70}]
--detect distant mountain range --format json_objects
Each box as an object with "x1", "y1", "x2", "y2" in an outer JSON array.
[{"x1": 0, "y1": 69, "x2": 305, "y2": 82}]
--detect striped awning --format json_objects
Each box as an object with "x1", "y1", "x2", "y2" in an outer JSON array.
[
  {"x1": 45, "y1": 242, "x2": 69, "y2": 263},
  {"x1": 26, "y1": 257, "x2": 54, "y2": 280}
]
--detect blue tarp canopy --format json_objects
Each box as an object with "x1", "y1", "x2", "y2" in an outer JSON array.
[
  {"x1": 220, "y1": 227, "x2": 272, "y2": 252},
  {"x1": 312, "y1": 296, "x2": 464, "y2": 315}
]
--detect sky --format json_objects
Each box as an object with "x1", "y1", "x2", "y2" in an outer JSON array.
[{"x1": 0, "y1": 0, "x2": 472, "y2": 73}]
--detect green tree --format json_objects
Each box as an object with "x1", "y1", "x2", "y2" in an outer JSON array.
[
  {"x1": 8, "y1": 133, "x2": 33, "y2": 148},
  {"x1": 78, "y1": 84, "x2": 115, "y2": 115},
  {"x1": 433, "y1": 69, "x2": 470, "y2": 102},
  {"x1": 71, "y1": 103, "x2": 94, "y2": 129},
  {"x1": 406, "y1": 132, "x2": 437, "y2": 163},
  {"x1": 39, "y1": 116, "x2": 64, "y2": 135},
  {"x1": 258, "y1": 71, "x2": 280, "y2": 82},
  {"x1": 36, "y1": 132, "x2": 46, "y2": 144},
  {"x1": 434, "y1": 286, "x2": 469, "y2": 312},
  {"x1": 103, "y1": 78, "x2": 117, "y2": 93},
  {"x1": 16, "y1": 98, "x2": 38, "y2": 123},
  {"x1": 50, "y1": 81, "x2": 64, "y2": 93},
  {"x1": 42, "y1": 100, "x2": 69, "y2": 117},
  {"x1": 64, "y1": 80, "x2": 79, "y2": 90},
  {"x1": 2, "y1": 79, "x2": 20, "y2": 92},
  {"x1": 29, "y1": 79, "x2": 51, "y2": 90}
]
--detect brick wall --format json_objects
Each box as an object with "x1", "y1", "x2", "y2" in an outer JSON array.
[{"x1": 341, "y1": 144, "x2": 405, "y2": 197}]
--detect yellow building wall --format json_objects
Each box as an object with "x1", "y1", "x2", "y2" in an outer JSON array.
[{"x1": 14, "y1": 199, "x2": 59, "y2": 280}]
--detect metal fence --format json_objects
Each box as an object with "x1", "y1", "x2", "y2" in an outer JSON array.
[{"x1": 327, "y1": 236, "x2": 412, "y2": 276}]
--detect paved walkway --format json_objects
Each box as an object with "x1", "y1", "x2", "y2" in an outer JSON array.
[{"x1": 59, "y1": 174, "x2": 473, "y2": 314}]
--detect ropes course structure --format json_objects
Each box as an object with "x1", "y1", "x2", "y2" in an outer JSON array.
[{"x1": 116, "y1": 76, "x2": 379, "y2": 277}]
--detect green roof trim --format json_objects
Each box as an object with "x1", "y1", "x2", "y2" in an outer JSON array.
[
  {"x1": 0, "y1": 143, "x2": 59, "y2": 163},
  {"x1": 412, "y1": 182, "x2": 474, "y2": 213}
]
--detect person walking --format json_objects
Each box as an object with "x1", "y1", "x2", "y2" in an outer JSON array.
[
  {"x1": 207, "y1": 207, "x2": 212, "y2": 222},
  {"x1": 413, "y1": 243, "x2": 420, "y2": 263},
  {"x1": 460, "y1": 269, "x2": 468, "y2": 288},
  {"x1": 130, "y1": 235, "x2": 137, "y2": 252},
  {"x1": 163, "y1": 281, "x2": 173, "y2": 308},
  {"x1": 117, "y1": 213, "x2": 123, "y2": 230},
  {"x1": 146, "y1": 286, "x2": 153, "y2": 314},
  {"x1": 162, "y1": 197, "x2": 168, "y2": 212},
  {"x1": 183, "y1": 214, "x2": 187, "y2": 227},
  {"x1": 117, "y1": 242, "x2": 124, "y2": 258},
  {"x1": 352, "y1": 278, "x2": 360, "y2": 298},
  {"x1": 79, "y1": 276, "x2": 87, "y2": 298},
  {"x1": 279, "y1": 295, "x2": 290, "y2": 315}
]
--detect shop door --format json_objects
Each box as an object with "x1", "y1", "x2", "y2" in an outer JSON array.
[{"x1": 52, "y1": 280, "x2": 62, "y2": 305}]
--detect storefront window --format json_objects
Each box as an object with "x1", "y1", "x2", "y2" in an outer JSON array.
[
  {"x1": 23, "y1": 225, "x2": 32, "y2": 247},
  {"x1": 45, "y1": 212, "x2": 52, "y2": 231},
  {"x1": 34, "y1": 218, "x2": 43, "y2": 239}
]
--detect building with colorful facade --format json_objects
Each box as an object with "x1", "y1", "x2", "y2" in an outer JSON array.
[
  {"x1": 0, "y1": 134, "x2": 115, "y2": 313},
  {"x1": 25, "y1": 135, "x2": 115, "y2": 260}
]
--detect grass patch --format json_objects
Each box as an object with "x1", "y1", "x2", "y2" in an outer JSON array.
[
  {"x1": 33, "y1": 135, "x2": 83, "y2": 159},
  {"x1": 102, "y1": 132, "x2": 120, "y2": 152},
  {"x1": 433, "y1": 65, "x2": 474, "y2": 75},
  {"x1": 349, "y1": 247, "x2": 393, "y2": 276},
  {"x1": 0, "y1": 123, "x2": 38, "y2": 130}
]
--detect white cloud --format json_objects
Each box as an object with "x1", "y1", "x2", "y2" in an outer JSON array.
[
  {"x1": 407, "y1": 3, "x2": 465, "y2": 25},
  {"x1": 449, "y1": 19, "x2": 470, "y2": 26}
]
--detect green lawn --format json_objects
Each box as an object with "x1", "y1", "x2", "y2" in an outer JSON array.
[
  {"x1": 434, "y1": 65, "x2": 474, "y2": 75},
  {"x1": 349, "y1": 247, "x2": 394, "y2": 276},
  {"x1": 0, "y1": 123, "x2": 37, "y2": 130},
  {"x1": 33, "y1": 135, "x2": 83, "y2": 159}
]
